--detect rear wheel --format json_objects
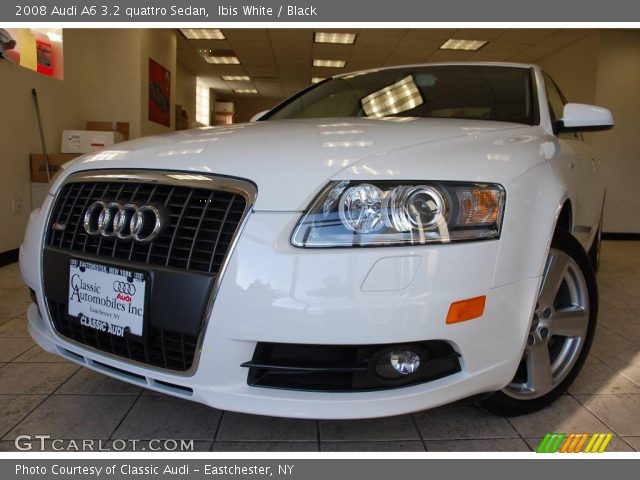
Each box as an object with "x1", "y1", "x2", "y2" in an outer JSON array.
[{"x1": 478, "y1": 230, "x2": 598, "y2": 416}]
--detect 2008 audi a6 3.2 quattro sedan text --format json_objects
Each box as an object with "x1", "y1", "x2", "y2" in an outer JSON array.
[{"x1": 20, "y1": 63, "x2": 614, "y2": 418}]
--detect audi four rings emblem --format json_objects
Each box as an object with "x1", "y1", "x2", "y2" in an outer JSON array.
[
  {"x1": 113, "y1": 280, "x2": 136, "y2": 295},
  {"x1": 83, "y1": 201, "x2": 163, "y2": 242}
]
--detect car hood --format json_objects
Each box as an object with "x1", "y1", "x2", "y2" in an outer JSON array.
[{"x1": 61, "y1": 117, "x2": 539, "y2": 211}]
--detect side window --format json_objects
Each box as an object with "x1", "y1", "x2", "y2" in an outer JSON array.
[{"x1": 543, "y1": 73, "x2": 566, "y2": 125}]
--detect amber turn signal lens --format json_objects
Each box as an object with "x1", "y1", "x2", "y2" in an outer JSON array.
[
  {"x1": 457, "y1": 189, "x2": 501, "y2": 225},
  {"x1": 446, "y1": 295, "x2": 486, "y2": 324}
]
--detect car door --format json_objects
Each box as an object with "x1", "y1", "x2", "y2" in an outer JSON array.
[{"x1": 544, "y1": 73, "x2": 602, "y2": 247}]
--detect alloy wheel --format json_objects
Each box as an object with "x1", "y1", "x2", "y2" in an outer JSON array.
[{"x1": 503, "y1": 248, "x2": 590, "y2": 399}]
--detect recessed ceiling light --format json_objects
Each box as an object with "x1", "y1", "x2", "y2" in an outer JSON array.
[
  {"x1": 234, "y1": 89, "x2": 258, "y2": 94},
  {"x1": 311, "y1": 77, "x2": 325, "y2": 84},
  {"x1": 180, "y1": 29, "x2": 225, "y2": 40},
  {"x1": 208, "y1": 56, "x2": 240, "y2": 65},
  {"x1": 439, "y1": 39, "x2": 488, "y2": 51},
  {"x1": 313, "y1": 59, "x2": 346, "y2": 68},
  {"x1": 222, "y1": 75, "x2": 251, "y2": 81},
  {"x1": 314, "y1": 32, "x2": 356, "y2": 45},
  {"x1": 199, "y1": 50, "x2": 240, "y2": 64}
]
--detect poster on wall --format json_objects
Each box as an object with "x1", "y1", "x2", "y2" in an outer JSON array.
[
  {"x1": 36, "y1": 38, "x2": 53, "y2": 76},
  {"x1": 148, "y1": 58, "x2": 171, "y2": 127},
  {"x1": 0, "y1": 28, "x2": 63, "y2": 79}
]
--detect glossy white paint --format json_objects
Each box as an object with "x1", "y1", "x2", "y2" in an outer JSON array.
[
  {"x1": 361, "y1": 255, "x2": 422, "y2": 292},
  {"x1": 562, "y1": 103, "x2": 614, "y2": 131},
  {"x1": 249, "y1": 110, "x2": 270, "y2": 122},
  {"x1": 20, "y1": 63, "x2": 610, "y2": 418}
]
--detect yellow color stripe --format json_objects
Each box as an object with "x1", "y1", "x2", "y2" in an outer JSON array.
[
  {"x1": 573, "y1": 434, "x2": 589, "y2": 453},
  {"x1": 584, "y1": 434, "x2": 599, "y2": 453},
  {"x1": 598, "y1": 434, "x2": 613, "y2": 453},
  {"x1": 589, "y1": 434, "x2": 606, "y2": 453}
]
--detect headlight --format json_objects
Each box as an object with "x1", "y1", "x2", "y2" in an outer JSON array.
[{"x1": 291, "y1": 180, "x2": 505, "y2": 247}]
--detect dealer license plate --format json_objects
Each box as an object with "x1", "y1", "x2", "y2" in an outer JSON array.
[{"x1": 68, "y1": 258, "x2": 147, "y2": 337}]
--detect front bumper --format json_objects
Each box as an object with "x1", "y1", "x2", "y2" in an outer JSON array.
[{"x1": 22, "y1": 208, "x2": 540, "y2": 419}]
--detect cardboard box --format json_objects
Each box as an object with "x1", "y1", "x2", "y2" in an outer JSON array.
[
  {"x1": 61, "y1": 130, "x2": 124, "y2": 154},
  {"x1": 30, "y1": 153, "x2": 81, "y2": 183},
  {"x1": 86, "y1": 121, "x2": 130, "y2": 140}
]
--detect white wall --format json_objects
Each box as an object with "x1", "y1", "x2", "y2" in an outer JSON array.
[
  {"x1": 591, "y1": 30, "x2": 640, "y2": 233},
  {"x1": 140, "y1": 29, "x2": 177, "y2": 137},
  {"x1": 175, "y1": 63, "x2": 197, "y2": 126},
  {"x1": 0, "y1": 28, "x2": 194, "y2": 253},
  {"x1": 540, "y1": 30, "x2": 640, "y2": 233},
  {"x1": 95, "y1": 29, "x2": 143, "y2": 138},
  {"x1": 0, "y1": 29, "x2": 100, "y2": 253}
]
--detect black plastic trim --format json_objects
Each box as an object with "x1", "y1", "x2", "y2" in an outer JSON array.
[
  {"x1": 244, "y1": 341, "x2": 461, "y2": 392},
  {"x1": 556, "y1": 122, "x2": 613, "y2": 133},
  {"x1": 0, "y1": 248, "x2": 18, "y2": 267},
  {"x1": 602, "y1": 232, "x2": 640, "y2": 241}
]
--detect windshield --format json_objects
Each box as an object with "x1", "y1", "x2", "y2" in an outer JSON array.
[{"x1": 265, "y1": 65, "x2": 535, "y2": 125}]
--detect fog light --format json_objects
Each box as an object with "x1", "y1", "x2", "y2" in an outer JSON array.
[{"x1": 375, "y1": 350, "x2": 421, "y2": 379}]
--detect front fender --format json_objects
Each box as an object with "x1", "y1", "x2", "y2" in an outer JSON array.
[
  {"x1": 19, "y1": 194, "x2": 55, "y2": 290},
  {"x1": 493, "y1": 160, "x2": 568, "y2": 288}
]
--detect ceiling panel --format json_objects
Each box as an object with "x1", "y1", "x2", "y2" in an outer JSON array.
[
  {"x1": 451, "y1": 29, "x2": 507, "y2": 41},
  {"x1": 402, "y1": 29, "x2": 458, "y2": 41},
  {"x1": 497, "y1": 29, "x2": 559, "y2": 44},
  {"x1": 223, "y1": 29, "x2": 270, "y2": 42},
  {"x1": 243, "y1": 65, "x2": 279, "y2": 78},
  {"x1": 426, "y1": 49, "x2": 475, "y2": 62},
  {"x1": 177, "y1": 28, "x2": 601, "y2": 103}
]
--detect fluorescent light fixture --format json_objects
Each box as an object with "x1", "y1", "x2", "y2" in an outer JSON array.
[
  {"x1": 208, "y1": 56, "x2": 240, "y2": 64},
  {"x1": 313, "y1": 59, "x2": 346, "y2": 68},
  {"x1": 314, "y1": 32, "x2": 356, "y2": 44},
  {"x1": 222, "y1": 75, "x2": 251, "y2": 81},
  {"x1": 181, "y1": 29, "x2": 225, "y2": 40},
  {"x1": 439, "y1": 39, "x2": 488, "y2": 51},
  {"x1": 234, "y1": 89, "x2": 258, "y2": 94},
  {"x1": 199, "y1": 50, "x2": 241, "y2": 64},
  {"x1": 311, "y1": 77, "x2": 325, "y2": 84}
]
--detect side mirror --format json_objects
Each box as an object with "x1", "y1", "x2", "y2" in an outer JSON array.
[
  {"x1": 558, "y1": 103, "x2": 614, "y2": 133},
  {"x1": 250, "y1": 110, "x2": 270, "y2": 122}
]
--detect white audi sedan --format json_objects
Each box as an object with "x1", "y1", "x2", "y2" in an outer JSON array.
[{"x1": 20, "y1": 63, "x2": 613, "y2": 418}]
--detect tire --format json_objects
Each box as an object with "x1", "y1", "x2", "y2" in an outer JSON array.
[
  {"x1": 588, "y1": 224, "x2": 602, "y2": 274},
  {"x1": 478, "y1": 229, "x2": 598, "y2": 416}
]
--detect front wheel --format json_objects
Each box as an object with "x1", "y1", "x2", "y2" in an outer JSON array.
[{"x1": 478, "y1": 230, "x2": 598, "y2": 416}]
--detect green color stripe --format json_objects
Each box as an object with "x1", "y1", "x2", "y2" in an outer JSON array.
[
  {"x1": 536, "y1": 434, "x2": 554, "y2": 453},
  {"x1": 537, "y1": 433, "x2": 569, "y2": 453}
]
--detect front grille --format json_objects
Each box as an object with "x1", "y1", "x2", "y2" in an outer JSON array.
[
  {"x1": 48, "y1": 300, "x2": 198, "y2": 370},
  {"x1": 46, "y1": 180, "x2": 247, "y2": 274},
  {"x1": 42, "y1": 172, "x2": 255, "y2": 372}
]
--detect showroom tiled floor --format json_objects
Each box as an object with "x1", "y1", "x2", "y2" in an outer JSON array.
[{"x1": 0, "y1": 241, "x2": 639, "y2": 452}]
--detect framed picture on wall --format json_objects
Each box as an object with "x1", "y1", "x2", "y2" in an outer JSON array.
[{"x1": 148, "y1": 58, "x2": 171, "y2": 127}]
